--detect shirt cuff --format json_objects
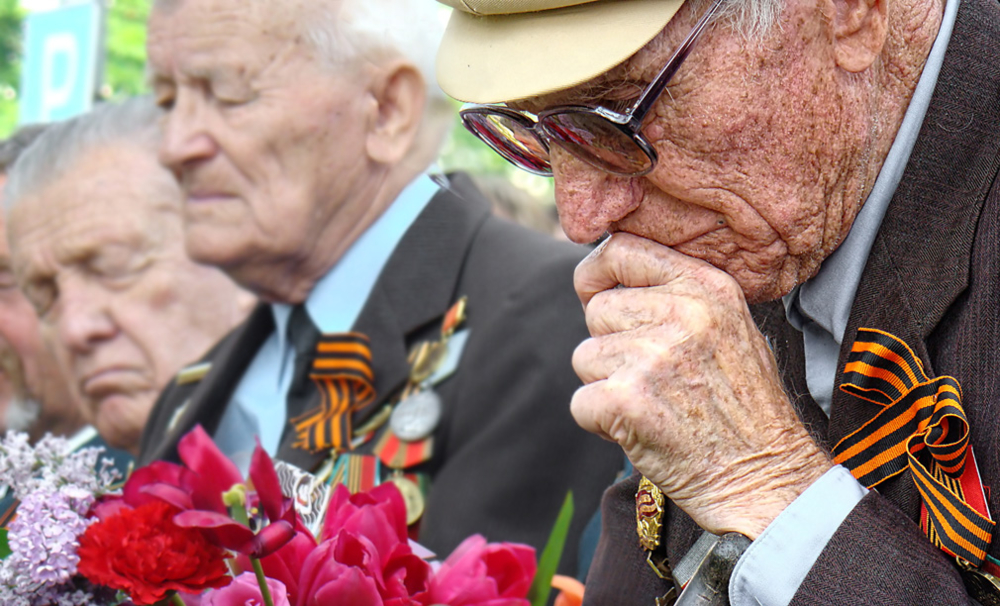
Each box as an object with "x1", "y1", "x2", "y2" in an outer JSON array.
[{"x1": 728, "y1": 465, "x2": 868, "y2": 606}]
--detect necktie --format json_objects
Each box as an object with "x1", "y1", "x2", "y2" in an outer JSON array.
[{"x1": 285, "y1": 305, "x2": 376, "y2": 454}]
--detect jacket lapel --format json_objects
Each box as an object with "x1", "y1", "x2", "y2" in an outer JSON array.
[
  {"x1": 144, "y1": 304, "x2": 275, "y2": 465},
  {"x1": 276, "y1": 174, "x2": 492, "y2": 470},
  {"x1": 829, "y1": 0, "x2": 1000, "y2": 517}
]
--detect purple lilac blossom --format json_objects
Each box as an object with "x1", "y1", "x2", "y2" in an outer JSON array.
[{"x1": 0, "y1": 432, "x2": 119, "y2": 604}]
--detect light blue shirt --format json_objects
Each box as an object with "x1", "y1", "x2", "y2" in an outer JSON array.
[
  {"x1": 730, "y1": 1, "x2": 959, "y2": 603},
  {"x1": 213, "y1": 175, "x2": 439, "y2": 473}
]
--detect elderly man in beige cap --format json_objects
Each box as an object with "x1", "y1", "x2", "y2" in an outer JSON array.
[{"x1": 434, "y1": 0, "x2": 1000, "y2": 604}]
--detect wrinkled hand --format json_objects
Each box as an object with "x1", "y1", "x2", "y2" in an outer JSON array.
[{"x1": 571, "y1": 233, "x2": 832, "y2": 539}]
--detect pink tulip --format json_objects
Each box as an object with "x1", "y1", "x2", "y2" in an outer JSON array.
[
  {"x1": 424, "y1": 535, "x2": 536, "y2": 606},
  {"x1": 320, "y1": 484, "x2": 408, "y2": 548},
  {"x1": 292, "y1": 483, "x2": 434, "y2": 606},
  {"x1": 246, "y1": 530, "x2": 317, "y2": 604},
  {"x1": 202, "y1": 572, "x2": 290, "y2": 606}
]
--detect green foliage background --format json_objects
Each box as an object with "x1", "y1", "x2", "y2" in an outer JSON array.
[{"x1": 0, "y1": 0, "x2": 552, "y2": 200}]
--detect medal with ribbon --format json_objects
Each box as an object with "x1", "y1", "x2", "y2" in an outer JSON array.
[{"x1": 376, "y1": 296, "x2": 469, "y2": 469}]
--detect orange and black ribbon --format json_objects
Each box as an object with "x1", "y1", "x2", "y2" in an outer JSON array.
[
  {"x1": 291, "y1": 333, "x2": 375, "y2": 454},
  {"x1": 833, "y1": 328, "x2": 994, "y2": 565}
]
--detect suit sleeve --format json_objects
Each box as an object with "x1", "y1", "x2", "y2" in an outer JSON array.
[{"x1": 787, "y1": 491, "x2": 979, "y2": 605}]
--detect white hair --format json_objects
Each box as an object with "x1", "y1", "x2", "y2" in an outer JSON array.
[
  {"x1": 4, "y1": 97, "x2": 161, "y2": 213},
  {"x1": 300, "y1": 0, "x2": 449, "y2": 105},
  {"x1": 709, "y1": 0, "x2": 784, "y2": 40}
]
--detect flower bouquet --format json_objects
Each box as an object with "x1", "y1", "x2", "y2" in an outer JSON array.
[{"x1": 0, "y1": 427, "x2": 576, "y2": 606}]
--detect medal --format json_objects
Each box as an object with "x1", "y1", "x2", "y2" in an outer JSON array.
[
  {"x1": 388, "y1": 475, "x2": 426, "y2": 526},
  {"x1": 389, "y1": 388, "x2": 443, "y2": 442},
  {"x1": 409, "y1": 341, "x2": 449, "y2": 384},
  {"x1": 636, "y1": 476, "x2": 666, "y2": 551},
  {"x1": 959, "y1": 558, "x2": 1000, "y2": 605},
  {"x1": 273, "y1": 461, "x2": 332, "y2": 537}
]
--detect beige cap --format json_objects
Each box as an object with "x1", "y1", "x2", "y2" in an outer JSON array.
[{"x1": 436, "y1": 0, "x2": 685, "y2": 103}]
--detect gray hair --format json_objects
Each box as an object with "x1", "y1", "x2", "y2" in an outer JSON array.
[
  {"x1": 710, "y1": 0, "x2": 784, "y2": 40},
  {"x1": 0, "y1": 124, "x2": 48, "y2": 174},
  {"x1": 299, "y1": 0, "x2": 449, "y2": 104},
  {"x1": 3, "y1": 96, "x2": 161, "y2": 212}
]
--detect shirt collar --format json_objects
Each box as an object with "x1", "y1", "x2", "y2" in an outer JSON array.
[
  {"x1": 784, "y1": 0, "x2": 959, "y2": 343},
  {"x1": 271, "y1": 173, "x2": 439, "y2": 350}
]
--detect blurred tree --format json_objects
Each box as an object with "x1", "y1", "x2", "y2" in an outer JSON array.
[
  {"x1": 0, "y1": 0, "x2": 23, "y2": 136},
  {"x1": 101, "y1": 0, "x2": 149, "y2": 100}
]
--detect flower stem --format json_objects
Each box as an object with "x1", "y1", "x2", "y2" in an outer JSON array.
[
  {"x1": 252, "y1": 557, "x2": 275, "y2": 606},
  {"x1": 170, "y1": 594, "x2": 187, "y2": 606}
]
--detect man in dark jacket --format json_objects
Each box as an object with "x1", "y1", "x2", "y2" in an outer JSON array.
[
  {"x1": 433, "y1": 0, "x2": 1000, "y2": 602},
  {"x1": 138, "y1": 0, "x2": 622, "y2": 570}
]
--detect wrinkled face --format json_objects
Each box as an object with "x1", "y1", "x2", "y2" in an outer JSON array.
[
  {"x1": 0, "y1": 179, "x2": 79, "y2": 436},
  {"x1": 147, "y1": 0, "x2": 376, "y2": 297},
  {"x1": 8, "y1": 144, "x2": 249, "y2": 452},
  {"x1": 516, "y1": 1, "x2": 870, "y2": 302}
]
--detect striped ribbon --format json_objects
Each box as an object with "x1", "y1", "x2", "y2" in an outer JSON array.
[
  {"x1": 291, "y1": 333, "x2": 376, "y2": 454},
  {"x1": 833, "y1": 328, "x2": 994, "y2": 565},
  {"x1": 329, "y1": 453, "x2": 382, "y2": 494},
  {"x1": 374, "y1": 430, "x2": 434, "y2": 469}
]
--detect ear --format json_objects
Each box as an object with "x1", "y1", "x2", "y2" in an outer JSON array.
[
  {"x1": 831, "y1": 0, "x2": 888, "y2": 72},
  {"x1": 365, "y1": 61, "x2": 426, "y2": 165}
]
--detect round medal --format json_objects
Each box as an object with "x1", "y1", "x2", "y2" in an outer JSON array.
[
  {"x1": 388, "y1": 476, "x2": 426, "y2": 526},
  {"x1": 390, "y1": 389, "x2": 443, "y2": 442}
]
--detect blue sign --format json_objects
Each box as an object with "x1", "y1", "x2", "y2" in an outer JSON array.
[{"x1": 19, "y1": 2, "x2": 103, "y2": 124}]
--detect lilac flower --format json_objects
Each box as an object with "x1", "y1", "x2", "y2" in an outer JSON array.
[
  {"x1": 0, "y1": 432, "x2": 119, "y2": 500},
  {"x1": 8, "y1": 487, "x2": 94, "y2": 585},
  {"x1": 0, "y1": 431, "x2": 119, "y2": 604}
]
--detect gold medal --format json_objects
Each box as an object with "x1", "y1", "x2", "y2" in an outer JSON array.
[
  {"x1": 388, "y1": 476, "x2": 426, "y2": 526},
  {"x1": 409, "y1": 341, "x2": 449, "y2": 384},
  {"x1": 636, "y1": 476, "x2": 666, "y2": 552},
  {"x1": 958, "y1": 559, "x2": 1000, "y2": 605}
]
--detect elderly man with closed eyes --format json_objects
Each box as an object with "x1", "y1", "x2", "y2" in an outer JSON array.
[
  {"x1": 433, "y1": 0, "x2": 1000, "y2": 603},
  {"x1": 136, "y1": 0, "x2": 622, "y2": 572}
]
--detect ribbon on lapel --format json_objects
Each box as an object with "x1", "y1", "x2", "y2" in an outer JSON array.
[
  {"x1": 290, "y1": 333, "x2": 376, "y2": 454},
  {"x1": 832, "y1": 328, "x2": 994, "y2": 565}
]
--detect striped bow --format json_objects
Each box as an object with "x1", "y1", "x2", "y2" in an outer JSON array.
[
  {"x1": 833, "y1": 328, "x2": 994, "y2": 565},
  {"x1": 290, "y1": 333, "x2": 376, "y2": 454}
]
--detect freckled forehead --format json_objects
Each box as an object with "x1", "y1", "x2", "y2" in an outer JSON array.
[
  {"x1": 147, "y1": 0, "x2": 305, "y2": 75},
  {"x1": 9, "y1": 146, "x2": 178, "y2": 263}
]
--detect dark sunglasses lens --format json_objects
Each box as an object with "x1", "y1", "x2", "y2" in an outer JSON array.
[
  {"x1": 462, "y1": 112, "x2": 551, "y2": 174},
  {"x1": 541, "y1": 112, "x2": 653, "y2": 176}
]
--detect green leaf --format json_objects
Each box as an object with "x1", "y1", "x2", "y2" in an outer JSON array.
[
  {"x1": 0, "y1": 528, "x2": 11, "y2": 559},
  {"x1": 528, "y1": 491, "x2": 575, "y2": 606}
]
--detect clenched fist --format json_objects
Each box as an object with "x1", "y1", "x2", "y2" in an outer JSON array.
[{"x1": 571, "y1": 233, "x2": 832, "y2": 539}]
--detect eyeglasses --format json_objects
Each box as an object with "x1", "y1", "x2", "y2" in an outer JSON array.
[{"x1": 459, "y1": 0, "x2": 725, "y2": 178}]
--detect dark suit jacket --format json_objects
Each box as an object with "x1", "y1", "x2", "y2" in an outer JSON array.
[
  {"x1": 138, "y1": 173, "x2": 622, "y2": 572},
  {"x1": 583, "y1": 0, "x2": 1000, "y2": 603}
]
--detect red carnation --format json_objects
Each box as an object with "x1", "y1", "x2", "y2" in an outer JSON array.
[{"x1": 78, "y1": 500, "x2": 232, "y2": 605}]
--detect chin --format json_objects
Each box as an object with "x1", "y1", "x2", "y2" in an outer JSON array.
[
  {"x1": 95, "y1": 396, "x2": 148, "y2": 453},
  {"x1": 183, "y1": 227, "x2": 251, "y2": 269}
]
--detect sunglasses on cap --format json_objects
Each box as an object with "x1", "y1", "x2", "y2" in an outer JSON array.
[{"x1": 459, "y1": 0, "x2": 725, "y2": 178}]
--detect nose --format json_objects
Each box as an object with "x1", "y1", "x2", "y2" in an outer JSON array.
[
  {"x1": 54, "y1": 277, "x2": 117, "y2": 355},
  {"x1": 550, "y1": 146, "x2": 643, "y2": 244},
  {"x1": 158, "y1": 91, "x2": 218, "y2": 177}
]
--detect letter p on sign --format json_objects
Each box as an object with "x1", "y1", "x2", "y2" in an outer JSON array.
[{"x1": 19, "y1": 1, "x2": 103, "y2": 125}]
